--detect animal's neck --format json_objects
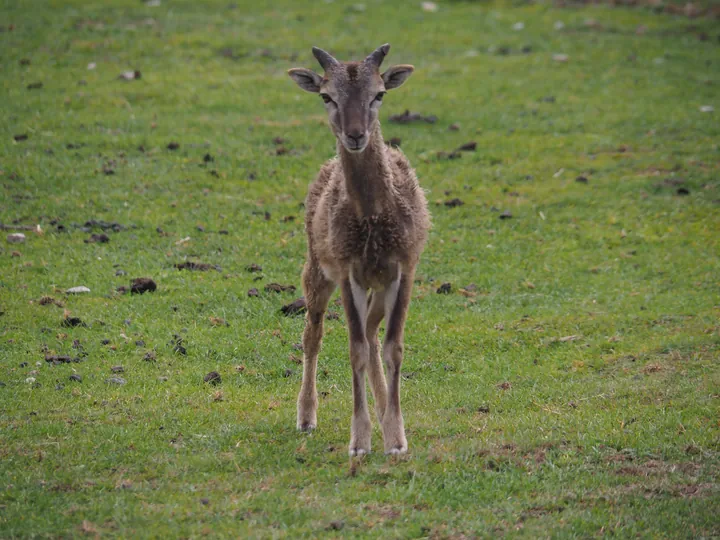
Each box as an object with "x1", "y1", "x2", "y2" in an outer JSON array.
[{"x1": 338, "y1": 122, "x2": 392, "y2": 218}]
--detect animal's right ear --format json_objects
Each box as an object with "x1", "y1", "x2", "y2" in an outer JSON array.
[{"x1": 288, "y1": 68, "x2": 323, "y2": 93}]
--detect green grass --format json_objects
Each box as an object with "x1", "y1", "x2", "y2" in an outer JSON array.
[{"x1": 1, "y1": 0, "x2": 719, "y2": 537}]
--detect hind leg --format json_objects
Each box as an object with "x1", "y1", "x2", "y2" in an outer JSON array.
[
  {"x1": 365, "y1": 291, "x2": 387, "y2": 424},
  {"x1": 381, "y1": 268, "x2": 414, "y2": 454},
  {"x1": 297, "y1": 257, "x2": 335, "y2": 431}
]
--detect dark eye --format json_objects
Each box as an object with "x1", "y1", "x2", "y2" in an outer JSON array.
[
  {"x1": 320, "y1": 94, "x2": 333, "y2": 104},
  {"x1": 374, "y1": 92, "x2": 386, "y2": 102}
]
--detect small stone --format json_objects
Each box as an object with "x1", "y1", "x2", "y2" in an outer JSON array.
[
  {"x1": 130, "y1": 277, "x2": 156, "y2": 294},
  {"x1": 456, "y1": 141, "x2": 477, "y2": 152},
  {"x1": 119, "y1": 70, "x2": 141, "y2": 80},
  {"x1": 437, "y1": 282, "x2": 452, "y2": 294},
  {"x1": 61, "y1": 317, "x2": 86, "y2": 328},
  {"x1": 115, "y1": 269, "x2": 128, "y2": 276},
  {"x1": 204, "y1": 371, "x2": 221, "y2": 385},
  {"x1": 421, "y1": 1, "x2": 437, "y2": 12},
  {"x1": 699, "y1": 105, "x2": 714, "y2": 113},
  {"x1": 200, "y1": 498, "x2": 209, "y2": 505},
  {"x1": 246, "y1": 263, "x2": 263, "y2": 273},
  {"x1": 448, "y1": 123, "x2": 460, "y2": 131},
  {"x1": 499, "y1": 211, "x2": 513, "y2": 219},
  {"x1": 66, "y1": 286, "x2": 91, "y2": 294},
  {"x1": 135, "y1": 340, "x2": 145, "y2": 347},
  {"x1": 552, "y1": 54, "x2": 569, "y2": 62},
  {"x1": 265, "y1": 283, "x2": 296, "y2": 293},
  {"x1": 575, "y1": 176, "x2": 589, "y2": 184},
  {"x1": 84, "y1": 233, "x2": 109, "y2": 244},
  {"x1": 281, "y1": 297, "x2": 307, "y2": 316},
  {"x1": 106, "y1": 377, "x2": 126, "y2": 385},
  {"x1": 143, "y1": 351, "x2": 156, "y2": 361},
  {"x1": 444, "y1": 198, "x2": 464, "y2": 208},
  {"x1": 167, "y1": 141, "x2": 180, "y2": 150},
  {"x1": 111, "y1": 366, "x2": 124, "y2": 373},
  {"x1": 283, "y1": 368, "x2": 295, "y2": 378},
  {"x1": 69, "y1": 374, "x2": 82, "y2": 382},
  {"x1": 7, "y1": 233, "x2": 26, "y2": 244},
  {"x1": 247, "y1": 288, "x2": 259, "y2": 297}
]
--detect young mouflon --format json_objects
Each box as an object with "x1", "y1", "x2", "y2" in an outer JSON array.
[{"x1": 288, "y1": 44, "x2": 430, "y2": 456}]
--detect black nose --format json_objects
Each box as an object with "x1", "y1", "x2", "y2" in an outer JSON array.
[{"x1": 347, "y1": 132, "x2": 365, "y2": 144}]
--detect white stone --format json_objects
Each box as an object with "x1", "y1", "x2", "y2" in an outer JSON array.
[
  {"x1": 700, "y1": 105, "x2": 714, "y2": 113},
  {"x1": 66, "y1": 286, "x2": 91, "y2": 294},
  {"x1": 513, "y1": 22, "x2": 525, "y2": 30},
  {"x1": 7, "y1": 233, "x2": 26, "y2": 243},
  {"x1": 421, "y1": 1, "x2": 438, "y2": 12}
]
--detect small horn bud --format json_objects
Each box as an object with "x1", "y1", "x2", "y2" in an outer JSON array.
[
  {"x1": 312, "y1": 47, "x2": 339, "y2": 71},
  {"x1": 365, "y1": 43, "x2": 390, "y2": 67}
]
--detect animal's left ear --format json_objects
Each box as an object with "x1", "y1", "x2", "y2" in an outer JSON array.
[{"x1": 381, "y1": 64, "x2": 414, "y2": 90}]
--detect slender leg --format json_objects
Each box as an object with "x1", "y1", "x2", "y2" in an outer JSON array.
[
  {"x1": 341, "y1": 277, "x2": 372, "y2": 456},
  {"x1": 297, "y1": 258, "x2": 335, "y2": 431},
  {"x1": 381, "y1": 268, "x2": 414, "y2": 454},
  {"x1": 365, "y1": 291, "x2": 388, "y2": 424}
]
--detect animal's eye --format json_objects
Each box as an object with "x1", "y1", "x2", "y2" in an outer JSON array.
[
  {"x1": 374, "y1": 92, "x2": 386, "y2": 102},
  {"x1": 320, "y1": 94, "x2": 333, "y2": 104}
]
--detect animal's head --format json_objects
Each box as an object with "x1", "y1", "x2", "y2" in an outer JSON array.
[{"x1": 288, "y1": 44, "x2": 413, "y2": 153}]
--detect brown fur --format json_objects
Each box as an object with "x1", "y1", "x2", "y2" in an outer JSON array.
[{"x1": 290, "y1": 46, "x2": 430, "y2": 456}]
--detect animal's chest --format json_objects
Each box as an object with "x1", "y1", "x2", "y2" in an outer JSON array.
[{"x1": 332, "y1": 214, "x2": 405, "y2": 288}]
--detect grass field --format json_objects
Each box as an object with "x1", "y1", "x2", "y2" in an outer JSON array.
[{"x1": 1, "y1": 0, "x2": 719, "y2": 537}]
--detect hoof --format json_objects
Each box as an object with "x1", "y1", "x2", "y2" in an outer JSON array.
[
  {"x1": 349, "y1": 447, "x2": 369, "y2": 457},
  {"x1": 385, "y1": 445, "x2": 408, "y2": 456},
  {"x1": 297, "y1": 422, "x2": 316, "y2": 432}
]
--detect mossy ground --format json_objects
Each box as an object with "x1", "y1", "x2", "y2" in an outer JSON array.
[{"x1": 1, "y1": 0, "x2": 719, "y2": 537}]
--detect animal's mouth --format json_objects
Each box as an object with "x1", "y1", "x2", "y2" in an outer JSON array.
[{"x1": 342, "y1": 138, "x2": 368, "y2": 153}]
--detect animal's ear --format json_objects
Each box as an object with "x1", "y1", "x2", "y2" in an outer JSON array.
[
  {"x1": 381, "y1": 64, "x2": 414, "y2": 90},
  {"x1": 288, "y1": 68, "x2": 323, "y2": 93}
]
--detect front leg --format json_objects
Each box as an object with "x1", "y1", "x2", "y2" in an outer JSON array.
[
  {"x1": 341, "y1": 277, "x2": 372, "y2": 456},
  {"x1": 382, "y1": 269, "x2": 414, "y2": 454}
]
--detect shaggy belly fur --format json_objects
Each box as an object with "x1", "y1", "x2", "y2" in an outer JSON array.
[{"x1": 319, "y1": 212, "x2": 410, "y2": 290}]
